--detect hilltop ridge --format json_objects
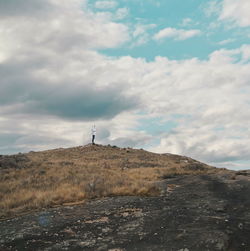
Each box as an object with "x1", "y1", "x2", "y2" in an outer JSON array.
[{"x1": 0, "y1": 143, "x2": 215, "y2": 171}]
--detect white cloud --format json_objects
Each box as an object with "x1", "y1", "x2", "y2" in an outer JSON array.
[
  {"x1": 94, "y1": 1, "x2": 117, "y2": 10},
  {"x1": 138, "y1": 47, "x2": 250, "y2": 166},
  {"x1": 114, "y1": 7, "x2": 129, "y2": 20},
  {"x1": 181, "y1": 18, "x2": 192, "y2": 26},
  {"x1": 131, "y1": 23, "x2": 157, "y2": 47},
  {"x1": 133, "y1": 24, "x2": 156, "y2": 38},
  {"x1": 154, "y1": 27, "x2": 201, "y2": 41},
  {"x1": 217, "y1": 38, "x2": 235, "y2": 45},
  {"x1": 0, "y1": 0, "x2": 129, "y2": 58},
  {"x1": 241, "y1": 44, "x2": 250, "y2": 62},
  {"x1": 203, "y1": 1, "x2": 221, "y2": 17},
  {"x1": 219, "y1": 0, "x2": 250, "y2": 27}
]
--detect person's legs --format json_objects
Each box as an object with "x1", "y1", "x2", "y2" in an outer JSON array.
[{"x1": 92, "y1": 135, "x2": 95, "y2": 144}]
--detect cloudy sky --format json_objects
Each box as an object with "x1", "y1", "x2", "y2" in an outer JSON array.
[{"x1": 1, "y1": 0, "x2": 250, "y2": 170}]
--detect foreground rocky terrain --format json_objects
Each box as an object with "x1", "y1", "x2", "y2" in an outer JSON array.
[
  {"x1": 0, "y1": 145, "x2": 249, "y2": 250},
  {"x1": 1, "y1": 171, "x2": 250, "y2": 250}
]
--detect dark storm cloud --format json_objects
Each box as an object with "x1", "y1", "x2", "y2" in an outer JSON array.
[
  {"x1": 23, "y1": 84, "x2": 138, "y2": 120},
  {"x1": 0, "y1": 69, "x2": 138, "y2": 121},
  {"x1": 0, "y1": 61, "x2": 37, "y2": 105}
]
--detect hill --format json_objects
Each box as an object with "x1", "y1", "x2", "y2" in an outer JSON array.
[
  {"x1": 0, "y1": 144, "x2": 250, "y2": 250},
  {"x1": 0, "y1": 144, "x2": 216, "y2": 219}
]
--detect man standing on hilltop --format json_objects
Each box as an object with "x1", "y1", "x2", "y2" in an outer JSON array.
[{"x1": 91, "y1": 125, "x2": 96, "y2": 145}]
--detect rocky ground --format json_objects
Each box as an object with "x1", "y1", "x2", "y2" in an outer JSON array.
[{"x1": 1, "y1": 170, "x2": 250, "y2": 251}]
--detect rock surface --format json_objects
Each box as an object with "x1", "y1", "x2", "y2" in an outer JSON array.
[{"x1": 1, "y1": 171, "x2": 250, "y2": 251}]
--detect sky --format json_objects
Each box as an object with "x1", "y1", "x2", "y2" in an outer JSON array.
[{"x1": 0, "y1": 0, "x2": 250, "y2": 170}]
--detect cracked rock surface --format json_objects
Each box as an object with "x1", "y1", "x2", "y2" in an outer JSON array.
[{"x1": 1, "y1": 172, "x2": 250, "y2": 251}]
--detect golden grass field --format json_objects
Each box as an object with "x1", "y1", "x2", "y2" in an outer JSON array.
[{"x1": 0, "y1": 144, "x2": 217, "y2": 219}]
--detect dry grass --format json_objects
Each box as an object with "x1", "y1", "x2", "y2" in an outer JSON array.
[{"x1": 0, "y1": 144, "x2": 216, "y2": 219}]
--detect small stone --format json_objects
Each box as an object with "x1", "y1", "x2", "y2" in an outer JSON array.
[
  {"x1": 108, "y1": 249, "x2": 124, "y2": 251},
  {"x1": 16, "y1": 233, "x2": 24, "y2": 239},
  {"x1": 102, "y1": 227, "x2": 111, "y2": 233},
  {"x1": 78, "y1": 240, "x2": 96, "y2": 247}
]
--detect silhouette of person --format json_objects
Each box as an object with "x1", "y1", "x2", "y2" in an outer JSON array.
[{"x1": 91, "y1": 125, "x2": 96, "y2": 144}]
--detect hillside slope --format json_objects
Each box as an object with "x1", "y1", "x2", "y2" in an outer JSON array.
[
  {"x1": 0, "y1": 144, "x2": 217, "y2": 219},
  {"x1": 0, "y1": 144, "x2": 249, "y2": 250}
]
